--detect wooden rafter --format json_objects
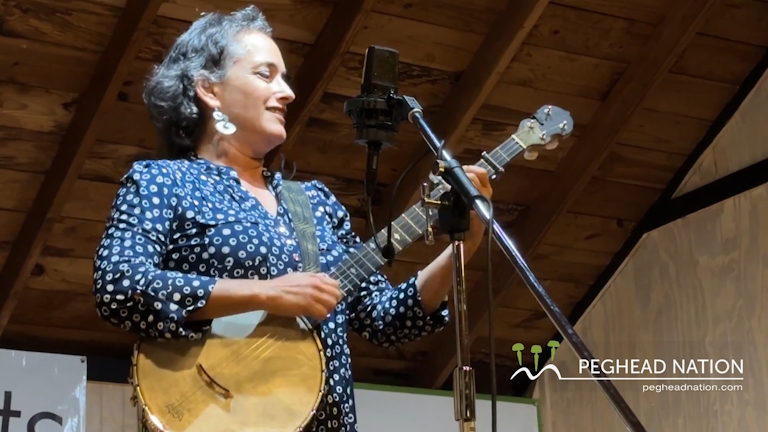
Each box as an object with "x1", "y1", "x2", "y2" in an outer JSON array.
[
  {"x1": 375, "y1": 0, "x2": 550, "y2": 221},
  {"x1": 415, "y1": 0, "x2": 719, "y2": 388},
  {"x1": 0, "y1": 0, "x2": 162, "y2": 336},
  {"x1": 268, "y1": 0, "x2": 375, "y2": 169}
]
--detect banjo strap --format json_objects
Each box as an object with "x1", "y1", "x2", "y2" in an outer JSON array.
[
  {"x1": 279, "y1": 180, "x2": 321, "y2": 275},
  {"x1": 279, "y1": 180, "x2": 325, "y2": 331}
]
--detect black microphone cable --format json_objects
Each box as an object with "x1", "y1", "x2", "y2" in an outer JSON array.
[
  {"x1": 363, "y1": 141, "x2": 397, "y2": 265},
  {"x1": 473, "y1": 193, "x2": 496, "y2": 432}
]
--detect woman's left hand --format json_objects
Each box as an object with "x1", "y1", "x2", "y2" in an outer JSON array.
[{"x1": 461, "y1": 165, "x2": 493, "y2": 247}]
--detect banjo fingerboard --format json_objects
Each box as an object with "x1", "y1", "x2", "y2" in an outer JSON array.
[{"x1": 328, "y1": 134, "x2": 526, "y2": 298}]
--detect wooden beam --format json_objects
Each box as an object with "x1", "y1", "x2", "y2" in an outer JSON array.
[
  {"x1": 414, "y1": 0, "x2": 718, "y2": 388},
  {"x1": 268, "y1": 0, "x2": 374, "y2": 168},
  {"x1": 374, "y1": 0, "x2": 550, "y2": 222},
  {"x1": 0, "y1": 0, "x2": 162, "y2": 336}
]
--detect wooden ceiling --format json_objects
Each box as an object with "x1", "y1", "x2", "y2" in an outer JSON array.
[{"x1": 1, "y1": 0, "x2": 767, "y2": 396}]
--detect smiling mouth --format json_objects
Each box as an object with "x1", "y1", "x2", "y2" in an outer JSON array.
[{"x1": 266, "y1": 107, "x2": 286, "y2": 119}]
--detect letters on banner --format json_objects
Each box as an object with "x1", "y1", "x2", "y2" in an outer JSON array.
[{"x1": 0, "y1": 348, "x2": 86, "y2": 432}]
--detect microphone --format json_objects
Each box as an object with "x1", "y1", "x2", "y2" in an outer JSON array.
[
  {"x1": 344, "y1": 46, "x2": 405, "y2": 263},
  {"x1": 344, "y1": 46, "x2": 402, "y2": 198}
]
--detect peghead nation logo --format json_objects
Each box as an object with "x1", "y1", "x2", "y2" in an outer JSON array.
[
  {"x1": 511, "y1": 340, "x2": 559, "y2": 372},
  {"x1": 509, "y1": 340, "x2": 746, "y2": 383},
  {"x1": 510, "y1": 340, "x2": 562, "y2": 381}
]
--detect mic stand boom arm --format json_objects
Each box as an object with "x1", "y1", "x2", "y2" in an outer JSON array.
[{"x1": 392, "y1": 95, "x2": 647, "y2": 432}]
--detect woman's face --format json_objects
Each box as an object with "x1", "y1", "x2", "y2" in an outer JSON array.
[{"x1": 200, "y1": 30, "x2": 296, "y2": 158}]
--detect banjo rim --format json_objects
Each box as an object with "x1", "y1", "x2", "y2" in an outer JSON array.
[{"x1": 129, "y1": 316, "x2": 327, "y2": 432}]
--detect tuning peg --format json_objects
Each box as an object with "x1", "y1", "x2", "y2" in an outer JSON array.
[
  {"x1": 420, "y1": 182, "x2": 438, "y2": 245},
  {"x1": 424, "y1": 222, "x2": 435, "y2": 245},
  {"x1": 433, "y1": 159, "x2": 447, "y2": 176},
  {"x1": 545, "y1": 138, "x2": 559, "y2": 150},
  {"x1": 524, "y1": 150, "x2": 539, "y2": 160}
]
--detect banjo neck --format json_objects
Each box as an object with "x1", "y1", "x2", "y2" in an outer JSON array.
[{"x1": 327, "y1": 132, "x2": 528, "y2": 299}]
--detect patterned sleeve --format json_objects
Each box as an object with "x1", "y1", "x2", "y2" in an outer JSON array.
[
  {"x1": 311, "y1": 181, "x2": 450, "y2": 348},
  {"x1": 92, "y1": 160, "x2": 217, "y2": 341}
]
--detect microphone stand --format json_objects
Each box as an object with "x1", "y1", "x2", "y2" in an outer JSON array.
[
  {"x1": 420, "y1": 169, "x2": 475, "y2": 432},
  {"x1": 390, "y1": 95, "x2": 647, "y2": 432}
]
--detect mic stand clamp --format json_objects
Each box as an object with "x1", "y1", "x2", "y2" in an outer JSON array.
[{"x1": 420, "y1": 170, "x2": 476, "y2": 432}]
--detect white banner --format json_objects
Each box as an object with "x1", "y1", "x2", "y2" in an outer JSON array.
[
  {"x1": 0, "y1": 349, "x2": 86, "y2": 432},
  {"x1": 354, "y1": 385, "x2": 540, "y2": 432}
]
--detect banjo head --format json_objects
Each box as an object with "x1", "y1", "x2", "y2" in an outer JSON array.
[{"x1": 132, "y1": 311, "x2": 325, "y2": 431}]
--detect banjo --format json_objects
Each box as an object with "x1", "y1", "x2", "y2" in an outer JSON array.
[{"x1": 129, "y1": 105, "x2": 573, "y2": 431}]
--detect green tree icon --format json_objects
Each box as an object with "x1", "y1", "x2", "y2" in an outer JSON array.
[
  {"x1": 531, "y1": 345, "x2": 542, "y2": 371},
  {"x1": 512, "y1": 343, "x2": 525, "y2": 366},
  {"x1": 548, "y1": 340, "x2": 559, "y2": 360}
]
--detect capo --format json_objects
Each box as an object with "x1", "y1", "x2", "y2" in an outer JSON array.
[{"x1": 480, "y1": 151, "x2": 504, "y2": 180}]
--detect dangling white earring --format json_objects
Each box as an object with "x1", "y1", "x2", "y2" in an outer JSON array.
[{"x1": 213, "y1": 108, "x2": 236, "y2": 135}]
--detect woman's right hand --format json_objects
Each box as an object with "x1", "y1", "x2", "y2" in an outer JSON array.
[{"x1": 261, "y1": 272, "x2": 343, "y2": 321}]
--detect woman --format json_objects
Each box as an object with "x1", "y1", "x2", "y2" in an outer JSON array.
[{"x1": 92, "y1": 6, "x2": 492, "y2": 431}]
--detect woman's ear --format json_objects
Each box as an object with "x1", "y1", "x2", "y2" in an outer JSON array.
[{"x1": 195, "y1": 79, "x2": 220, "y2": 111}]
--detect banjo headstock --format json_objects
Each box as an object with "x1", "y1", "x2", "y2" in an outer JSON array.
[{"x1": 513, "y1": 105, "x2": 574, "y2": 161}]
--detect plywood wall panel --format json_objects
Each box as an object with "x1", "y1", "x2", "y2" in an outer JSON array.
[
  {"x1": 86, "y1": 381, "x2": 137, "y2": 432},
  {"x1": 532, "y1": 182, "x2": 768, "y2": 431},
  {"x1": 676, "y1": 69, "x2": 768, "y2": 197}
]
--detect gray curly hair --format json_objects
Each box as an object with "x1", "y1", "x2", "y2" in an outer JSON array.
[{"x1": 143, "y1": 6, "x2": 273, "y2": 157}]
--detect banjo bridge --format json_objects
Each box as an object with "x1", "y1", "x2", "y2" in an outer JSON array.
[{"x1": 196, "y1": 363, "x2": 234, "y2": 399}]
